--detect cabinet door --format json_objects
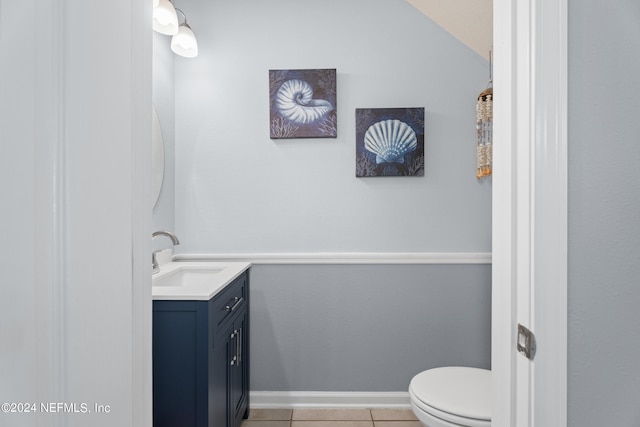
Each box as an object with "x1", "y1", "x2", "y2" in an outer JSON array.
[
  {"x1": 209, "y1": 331, "x2": 228, "y2": 427},
  {"x1": 153, "y1": 302, "x2": 204, "y2": 427},
  {"x1": 229, "y1": 310, "x2": 248, "y2": 427}
]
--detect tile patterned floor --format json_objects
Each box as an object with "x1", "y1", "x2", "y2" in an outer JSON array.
[{"x1": 243, "y1": 408, "x2": 420, "y2": 427}]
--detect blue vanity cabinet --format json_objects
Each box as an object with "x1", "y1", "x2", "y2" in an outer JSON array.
[{"x1": 153, "y1": 270, "x2": 250, "y2": 427}]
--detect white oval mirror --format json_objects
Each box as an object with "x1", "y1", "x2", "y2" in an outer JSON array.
[{"x1": 151, "y1": 104, "x2": 165, "y2": 209}]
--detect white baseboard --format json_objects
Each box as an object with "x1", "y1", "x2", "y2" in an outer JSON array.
[{"x1": 250, "y1": 391, "x2": 411, "y2": 409}]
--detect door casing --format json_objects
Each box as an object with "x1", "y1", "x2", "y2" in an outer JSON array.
[{"x1": 492, "y1": 0, "x2": 568, "y2": 426}]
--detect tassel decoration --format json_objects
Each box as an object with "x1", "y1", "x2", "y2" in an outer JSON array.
[
  {"x1": 476, "y1": 84, "x2": 493, "y2": 179},
  {"x1": 476, "y1": 50, "x2": 493, "y2": 179}
]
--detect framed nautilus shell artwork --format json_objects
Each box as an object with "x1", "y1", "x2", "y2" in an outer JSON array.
[
  {"x1": 355, "y1": 107, "x2": 425, "y2": 177},
  {"x1": 269, "y1": 68, "x2": 337, "y2": 139}
]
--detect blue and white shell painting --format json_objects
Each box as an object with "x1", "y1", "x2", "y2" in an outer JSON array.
[
  {"x1": 275, "y1": 80, "x2": 333, "y2": 125},
  {"x1": 356, "y1": 108, "x2": 425, "y2": 177},
  {"x1": 364, "y1": 119, "x2": 417, "y2": 164},
  {"x1": 269, "y1": 69, "x2": 337, "y2": 139}
]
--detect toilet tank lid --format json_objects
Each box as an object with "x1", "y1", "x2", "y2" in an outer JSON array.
[{"x1": 409, "y1": 366, "x2": 491, "y2": 421}]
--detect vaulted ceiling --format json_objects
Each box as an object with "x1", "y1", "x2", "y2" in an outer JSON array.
[{"x1": 407, "y1": 0, "x2": 492, "y2": 60}]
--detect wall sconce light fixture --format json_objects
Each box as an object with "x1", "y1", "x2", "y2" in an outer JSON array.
[
  {"x1": 153, "y1": 1, "x2": 198, "y2": 58},
  {"x1": 171, "y1": 9, "x2": 198, "y2": 58},
  {"x1": 153, "y1": 0, "x2": 179, "y2": 35}
]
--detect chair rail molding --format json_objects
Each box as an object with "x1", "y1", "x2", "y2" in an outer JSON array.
[{"x1": 175, "y1": 252, "x2": 492, "y2": 265}]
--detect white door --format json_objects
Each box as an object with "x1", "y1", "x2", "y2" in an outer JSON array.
[
  {"x1": 0, "y1": 2, "x2": 152, "y2": 426},
  {"x1": 492, "y1": 1, "x2": 568, "y2": 426}
]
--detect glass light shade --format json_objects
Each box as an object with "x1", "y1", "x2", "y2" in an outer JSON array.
[
  {"x1": 153, "y1": 0, "x2": 178, "y2": 35},
  {"x1": 171, "y1": 24, "x2": 198, "y2": 58}
]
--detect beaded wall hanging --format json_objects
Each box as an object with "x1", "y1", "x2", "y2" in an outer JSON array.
[{"x1": 476, "y1": 52, "x2": 493, "y2": 179}]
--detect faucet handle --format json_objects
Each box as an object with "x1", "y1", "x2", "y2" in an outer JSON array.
[
  {"x1": 152, "y1": 248, "x2": 173, "y2": 273},
  {"x1": 152, "y1": 250, "x2": 161, "y2": 273},
  {"x1": 151, "y1": 231, "x2": 179, "y2": 274}
]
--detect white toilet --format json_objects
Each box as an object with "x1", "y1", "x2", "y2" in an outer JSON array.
[{"x1": 409, "y1": 366, "x2": 491, "y2": 427}]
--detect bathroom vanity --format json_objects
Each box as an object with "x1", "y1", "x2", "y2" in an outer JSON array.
[{"x1": 152, "y1": 262, "x2": 250, "y2": 427}]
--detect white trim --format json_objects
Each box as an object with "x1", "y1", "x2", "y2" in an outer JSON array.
[
  {"x1": 530, "y1": 0, "x2": 568, "y2": 425},
  {"x1": 51, "y1": 0, "x2": 68, "y2": 411},
  {"x1": 130, "y1": 0, "x2": 153, "y2": 426},
  {"x1": 250, "y1": 391, "x2": 410, "y2": 409},
  {"x1": 492, "y1": 0, "x2": 568, "y2": 426},
  {"x1": 491, "y1": 1, "x2": 517, "y2": 426},
  {"x1": 33, "y1": 0, "x2": 67, "y2": 419},
  {"x1": 174, "y1": 252, "x2": 492, "y2": 265}
]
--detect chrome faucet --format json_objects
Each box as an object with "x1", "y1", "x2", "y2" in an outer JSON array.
[{"x1": 152, "y1": 231, "x2": 180, "y2": 273}]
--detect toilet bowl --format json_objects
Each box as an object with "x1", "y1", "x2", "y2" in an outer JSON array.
[{"x1": 409, "y1": 367, "x2": 491, "y2": 427}]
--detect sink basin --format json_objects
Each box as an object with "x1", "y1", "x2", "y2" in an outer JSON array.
[
  {"x1": 153, "y1": 267, "x2": 225, "y2": 287},
  {"x1": 152, "y1": 261, "x2": 251, "y2": 300}
]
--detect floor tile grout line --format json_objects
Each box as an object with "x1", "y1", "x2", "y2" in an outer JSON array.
[{"x1": 246, "y1": 408, "x2": 418, "y2": 423}]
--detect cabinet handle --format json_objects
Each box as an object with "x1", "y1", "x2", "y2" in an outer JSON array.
[
  {"x1": 236, "y1": 327, "x2": 242, "y2": 366},
  {"x1": 225, "y1": 297, "x2": 244, "y2": 312},
  {"x1": 230, "y1": 330, "x2": 238, "y2": 366}
]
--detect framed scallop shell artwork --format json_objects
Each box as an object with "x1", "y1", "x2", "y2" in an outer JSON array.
[
  {"x1": 269, "y1": 68, "x2": 337, "y2": 139},
  {"x1": 355, "y1": 107, "x2": 425, "y2": 177}
]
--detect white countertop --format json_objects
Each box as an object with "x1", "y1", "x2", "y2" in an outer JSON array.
[{"x1": 152, "y1": 261, "x2": 251, "y2": 301}]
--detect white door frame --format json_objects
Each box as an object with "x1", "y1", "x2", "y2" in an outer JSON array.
[
  {"x1": 492, "y1": 0, "x2": 568, "y2": 426},
  {"x1": 0, "y1": 1, "x2": 151, "y2": 426}
]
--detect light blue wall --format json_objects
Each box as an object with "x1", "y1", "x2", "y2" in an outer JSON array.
[
  {"x1": 568, "y1": 0, "x2": 640, "y2": 425},
  {"x1": 173, "y1": 0, "x2": 491, "y2": 254},
  {"x1": 164, "y1": 0, "x2": 493, "y2": 393},
  {"x1": 251, "y1": 264, "x2": 491, "y2": 391},
  {"x1": 152, "y1": 32, "x2": 175, "y2": 245}
]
